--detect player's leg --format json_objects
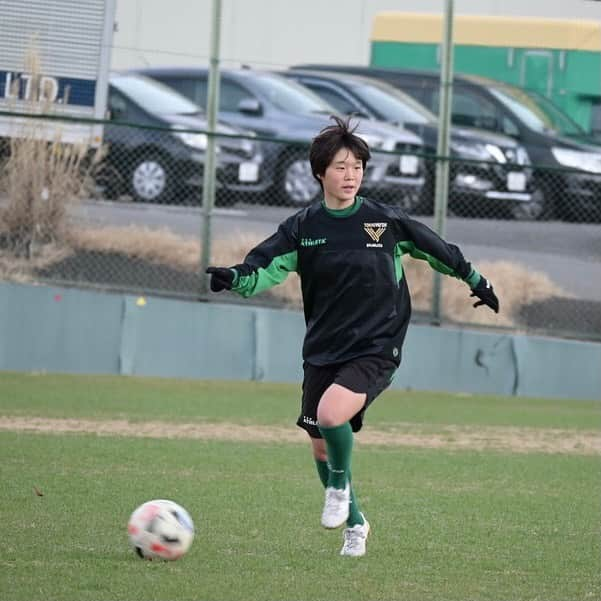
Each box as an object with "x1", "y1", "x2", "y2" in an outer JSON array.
[
  {"x1": 309, "y1": 436, "x2": 364, "y2": 528},
  {"x1": 318, "y1": 356, "x2": 397, "y2": 534},
  {"x1": 316, "y1": 384, "x2": 364, "y2": 528}
]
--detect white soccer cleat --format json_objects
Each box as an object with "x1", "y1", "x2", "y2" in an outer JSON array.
[
  {"x1": 321, "y1": 483, "x2": 350, "y2": 529},
  {"x1": 340, "y1": 515, "x2": 370, "y2": 557}
]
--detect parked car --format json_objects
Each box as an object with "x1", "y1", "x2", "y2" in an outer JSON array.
[
  {"x1": 102, "y1": 73, "x2": 266, "y2": 204},
  {"x1": 293, "y1": 65, "x2": 601, "y2": 220},
  {"x1": 133, "y1": 67, "x2": 427, "y2": 209},
  {"x1": 283, "y1": 69, "x2": 535, "y2": 219}
]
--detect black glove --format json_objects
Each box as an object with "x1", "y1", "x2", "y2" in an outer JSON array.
[
  {"x1": 206, "y1": 266, "x2": 236, "y2": 292},
  {"x1": 470, "y1": 276, "x2": 499, "y2": 313}
]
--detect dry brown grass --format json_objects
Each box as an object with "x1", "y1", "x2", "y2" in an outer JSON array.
[
  {"x1": 0, "y1": 138, "x2": 103, "y2": 256},
  {"x1": 69, "y1": 226, "x2": 564, "y2": 324},
  {"x1": 0, "y1": 243, "x2": 73, "y2": 282},
  {"x1": 0, "y1": 45, "x2": 104, "y2": 258},
  {"x1": 1, "y1": 220, "x2": 565, "y2": 326},
  {"x1": 404, "y1": 258, "x2": 565, "y2": 327}
]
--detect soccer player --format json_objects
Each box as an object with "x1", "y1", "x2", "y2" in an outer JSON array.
[{"x1": 206, "y1": 116, "x2": 499, "y2": 557}]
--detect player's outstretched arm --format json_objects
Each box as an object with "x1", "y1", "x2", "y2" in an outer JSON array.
[
  {"x1": 469, "y1": 275, "x2": 499, "y2": 313},
  {"x1": 394, "y1": 213, "x2": 500, "y2": 313}
]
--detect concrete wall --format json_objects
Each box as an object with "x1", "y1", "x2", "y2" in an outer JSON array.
[
  {"x1": 1, "y1": 282, "x2": 599, "y2": 401},
  {"x1": 111, "y1": 0, "x2": 601, "y2": 71}
]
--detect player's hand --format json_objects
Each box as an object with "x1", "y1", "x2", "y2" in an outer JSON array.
[
  {"x1": 206, "y1": 266, "x2": 236, "y2": 292},
  {"x1": 470, "y1": 276, "x2": 499, "y2": 313}
]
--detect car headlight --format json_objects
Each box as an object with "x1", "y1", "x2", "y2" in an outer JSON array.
[
  {"x1": 451, "y1": 142, "x2": 492, "y2": 161},
  {"x1": 173, "y1": 129, "x2": 208, "y2": 151},
  {"x1": 356, "y1": 133, "x2": 385, "y2": 150},
  {"x1": 484, "y1": 144, "x2": 507, "y2": 164},
  {"x1": 239, "y1": 138, "x2": 255, "y2": 155},
  {"x1": 551, "y1": 147, "x2": 601, "y2": 174},
  {"x1": 516, "y1": 146, "x2": 530, "y2": 165}
]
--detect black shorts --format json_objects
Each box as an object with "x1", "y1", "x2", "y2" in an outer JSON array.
[{"x1": 296, "y1": 355, "x2": 397, "y2": 438}]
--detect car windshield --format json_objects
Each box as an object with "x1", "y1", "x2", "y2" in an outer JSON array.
[
  {"x1": 351, "y1": 81, "x2": 433, "y2": 125},
  {"x1": 111, "y1": 75, "x2": 202, "y2": 116},
  {"x1": 524, "y1": 90, "x2": 586, "y2": 137},
  {"x1": 250, "y1": 74, "x2": 335, "y2": 114},
  {"x1": 489, "y1": 85, "x2": 582, "y2": 136}
]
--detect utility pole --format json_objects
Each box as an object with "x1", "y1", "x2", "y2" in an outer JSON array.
[
  {"x1": 199, "y1": 0, "x2": 222, "y2": 296},
  {"x1": 431, "y1": 0, "x2": 455, "y2": 323}
]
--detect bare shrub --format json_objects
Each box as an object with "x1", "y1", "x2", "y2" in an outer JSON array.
[
  {"x1": 404, "y1": 259, "x2": 565, "y2": 327},
  {"x1": 1, "y1": 216, "x2": 566, "y2": 325},
  {"x1": 0, "y1": 243, "x2": 73, "y2": 282},
  {"x1": 0, "y1": 45, "x2": 104, "y2": 258},
  {"x1": 68, "y1": 226, "x2": 564, "y2": 321}
]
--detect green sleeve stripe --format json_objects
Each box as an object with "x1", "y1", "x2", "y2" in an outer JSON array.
[
  {"x1": 393, "y1": 243, "x2": 404, "y2": 284},
  {"x1": 232, "y1": 250, "x2": 298, "y2": 297},
  {"x1": 465, "y1": 268, "x2": 481, "y2": 288},
  {"x1": 395, "y1": 241, "x2": 461, "y2": 279}
]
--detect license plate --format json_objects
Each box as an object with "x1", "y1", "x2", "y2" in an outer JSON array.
[
  {"x1": 507, "y1": 171, "x2": 526, "y2": 191},
  {"x1": 400, "y1": 155, "x2": 419, "y2": 175},
  {"x1": 238, "y1": 162, "x2": 259, "y2": 183}
]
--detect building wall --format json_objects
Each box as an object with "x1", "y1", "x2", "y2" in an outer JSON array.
[{"x1": 111, "y1": 0, "x2": 601, "y2": 71}]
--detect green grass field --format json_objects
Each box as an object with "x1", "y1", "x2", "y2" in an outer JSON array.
[{"x1": 1, "y1": 372, "x2": 600, "y2": 601}]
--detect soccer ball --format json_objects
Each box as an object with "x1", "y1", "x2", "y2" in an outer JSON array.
[{"x1": 127, "y1": 499, "x2": 195, "y2": 560}]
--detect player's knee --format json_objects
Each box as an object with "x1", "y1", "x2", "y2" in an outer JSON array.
[{"x1": 316, "y1": 410, "x2": 341, "y2": 427}]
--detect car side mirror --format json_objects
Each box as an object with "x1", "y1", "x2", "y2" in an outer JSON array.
[{"x1": 238, "y1": 98, "x2": 262, "y2": 115}]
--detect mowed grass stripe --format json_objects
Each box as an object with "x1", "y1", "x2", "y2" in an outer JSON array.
[
  {"x1": 1, "y1": 371, "x2": 600, "y2": 431},
  {"x1": 1, "y1": 415, "x2": 600, "y2": 455}
]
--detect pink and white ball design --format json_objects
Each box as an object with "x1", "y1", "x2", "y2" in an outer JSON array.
[{"x1": 127, "y1": 499, "x2": 195, "y2": 560}]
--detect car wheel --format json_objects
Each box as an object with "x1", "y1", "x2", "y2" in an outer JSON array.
[
  {"x1": 279, "y1": 153, "x2": 320, "y2": 206},
  {"x1": 130, "y1": 155, "x2": 173, "y2": 203},
  {"x1": 509, "y1": 186, "x2": 549, "y2": 221}
]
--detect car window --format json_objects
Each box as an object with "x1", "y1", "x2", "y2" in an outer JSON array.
[
  {"x1": 220, "y1": 80, "x2": 254, "y2": 112},
  {"x1": 523, "y1": 90, "x2": 585, "y2": 137},
  {"x1": 108, "y1": 90, "x2": 129, "y2": 121},
  {"x1": 250, "y1": 75, "x2": 333, "y2": 114},
  {"x1": 430, "y1": 88, "x2": 501, "y2": 131},
  {"x1": 302, "y1": 82, "x2": 359, "y2": 115},
  {"x1": 489, "y1": 87, "x2": 553, "y2": 134},
  {"x1": 351, "y1": 81, "x2": 432, "y2": 125},
  {"x1": 454, "y1": 92, "x2": 498, "y2": 129},
  {"x1": 110, "y1": 75, "x2": 201, "y2": 116},
  {"x1": 162, "y1": 76, "x2": 255, "y2": 113},
  {"x1": 158, "y1": 77, "x2": 200, "y2": 105},
  {"x1": 591, "y1": 101, "x2": 601, "y2": 136}
]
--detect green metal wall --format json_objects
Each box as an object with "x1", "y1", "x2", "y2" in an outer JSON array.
[
  {"x1": 371, "y1": 41, "x2": 601, "y2": 132},
  {"x1": 1, "y1": 282, "x2": 599, "y2": 400}
]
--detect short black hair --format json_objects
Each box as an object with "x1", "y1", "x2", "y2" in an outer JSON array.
[{"x1": 309, "y1": 116, "x2": 371, "y2": 187}]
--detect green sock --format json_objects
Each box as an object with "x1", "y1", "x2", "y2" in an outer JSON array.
[
  {"x1": 346, "y1": 473, "x2": 364, "y2": 527},
  {"x1": 318, "y1": 422, "x2": 353, "y2": 490},
  {"x1": 315, "y1": 459, "x2": 364, "y2": 527},
  {"x1": 314, "y1": 458, "x2": 329, "y2": 487}
]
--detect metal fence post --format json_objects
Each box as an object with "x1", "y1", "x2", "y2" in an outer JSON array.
[
  {"x1": 431, "y1": 0, "x2": 455, "y2": 324},
  {"x1": 199, "y1": 0, "x2": 222, "y2": 296}
]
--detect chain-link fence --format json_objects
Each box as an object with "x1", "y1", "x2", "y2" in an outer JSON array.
[{"x1": 0, "y1": 112, "x2": 599, "y2": 342}]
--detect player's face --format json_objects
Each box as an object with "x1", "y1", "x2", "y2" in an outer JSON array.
[{"x1": 319, "y1": 147, "x2": 363, "y2": 207}]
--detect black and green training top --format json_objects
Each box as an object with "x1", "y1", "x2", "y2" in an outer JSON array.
[{"x1": 230, "y1": 196, "x2": 481, "y2": 367}]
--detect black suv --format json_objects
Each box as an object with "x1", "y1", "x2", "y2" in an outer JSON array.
[
  {"x1": 284, "y1": 69, "x2": 535, "y2": 219},
  {"x1": 103, "y1": 74, "x2": 266, "y2": 204},
  {"x1": 293, "y1": 65, "x2": 601, "y2": 221}
]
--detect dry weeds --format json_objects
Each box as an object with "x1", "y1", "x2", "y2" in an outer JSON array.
[
  {"x1": 0, "y1": 45, "x2": 104, "y2": 258},
  {"x1": 0, "y1": 221, "x2": 566, "y2": 324},
  {"x1": 0, "y1": 416, "x2": 598, "y2": 456}
]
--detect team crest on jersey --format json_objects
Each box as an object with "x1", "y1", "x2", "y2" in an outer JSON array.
[{"x1": 364, "y1": 222, "x2": 387, "y2": 247}]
